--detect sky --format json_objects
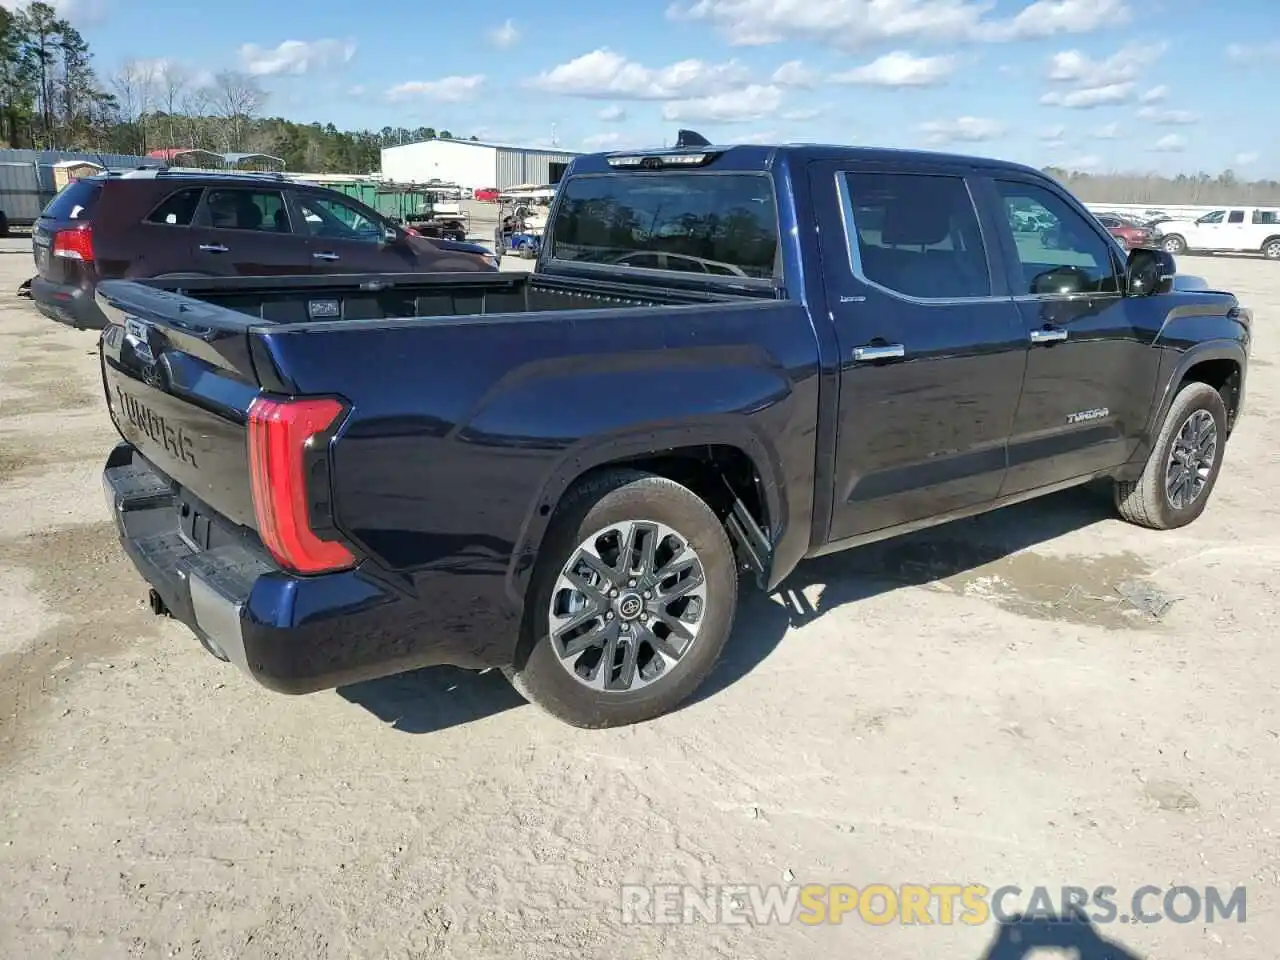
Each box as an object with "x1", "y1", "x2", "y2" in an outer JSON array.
[{"x1": 41, "y1": 0, "x2": 1280, "y2": 177}]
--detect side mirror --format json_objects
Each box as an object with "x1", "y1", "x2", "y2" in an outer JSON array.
[{"x1": 1126, "y1": 247, "x2": 1175, "y2": 296}]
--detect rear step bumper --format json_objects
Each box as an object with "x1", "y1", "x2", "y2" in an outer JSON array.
[
  {"x1": 103, "y1": 446, "x2": 270, "y2": 675},
  {"x1": 103, "y1": 442, "x2": 508, "y2": 693}
]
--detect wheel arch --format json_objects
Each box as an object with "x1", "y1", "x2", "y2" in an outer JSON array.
[{"x1": 505, "y1": 425, "x2": 787, "y2": 610}]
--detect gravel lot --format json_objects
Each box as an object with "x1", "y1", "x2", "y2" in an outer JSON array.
[{"x1": 0, "y1": 241, "x2": 1276, "y2": 960}]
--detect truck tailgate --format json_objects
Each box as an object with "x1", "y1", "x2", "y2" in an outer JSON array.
[{"x1": 99, "y1": 288, "x2": 263, "y2": 530}]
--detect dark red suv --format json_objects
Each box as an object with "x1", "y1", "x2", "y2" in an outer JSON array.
[{"x1": 30, "y1": 170, "x2": 498, "y2": 329}]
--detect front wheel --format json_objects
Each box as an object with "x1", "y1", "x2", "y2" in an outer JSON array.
[
  {"x1": 1162, "y1": 234, "x2": 1187, "y2": 255},
  {"x1": 1262, "y1": 238, "x2": 1280, "y2": 260},
  {"x1": 505, "y1": 469, "x2": 738, "y2": 728},
  {"x1": 1114, "y1": 381, "x2": 1228, "y2": 530}
]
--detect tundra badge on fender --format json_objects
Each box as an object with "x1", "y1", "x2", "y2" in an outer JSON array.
[{"x1": 1066, "y1": 407, "x2": 1110, "y2": 424}]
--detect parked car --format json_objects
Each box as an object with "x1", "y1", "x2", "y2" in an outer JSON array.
[
  {"x1": 474, "y1": 187, "x2": 501, "y2": 202},
  {"x1": 97, "y1": 135, "x2": 1251, "y2": 729},
  {"x1": 1094, "y1": 212, "x2": 1161, "y2": 249},
  {"x1": 1156, "y1": 207, "x2": 1280, "y2": 259},
  {"x1": 29, "y1": 170, "x2": 498, "y2": 330}
]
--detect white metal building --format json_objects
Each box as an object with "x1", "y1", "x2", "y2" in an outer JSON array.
[{"x1": 380, "y1": 138, "x2": 580, "y2": 190}]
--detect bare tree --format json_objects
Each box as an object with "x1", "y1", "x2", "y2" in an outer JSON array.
[
  {"x1": 110, "y1": 57, "x2": 156, "y2": 152},
  {"x1": 154, "y1": 60, "x2": 188, "y2": 147},
  {"x1": 211, "y1": 69, "x2": 264, "y2": 151},
  {"x1": 179, "y1": 83, "x2": 210, "y2": 150}
]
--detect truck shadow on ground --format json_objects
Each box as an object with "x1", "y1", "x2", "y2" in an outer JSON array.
[
  {"x1": 691, "y1": 480, "x2": 1125, "y2": 707},
  {"x1": 976, "y1": 909, "x2": 1145, "y2": 959},
  {"x1": 337, "y1": 483, "x2": 1119, "y2": 733}
]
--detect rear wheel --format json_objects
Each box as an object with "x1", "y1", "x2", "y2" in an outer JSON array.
[
  {"x1": 1162, "y1": 234, "x2": 1187, "y2": 255},
  {"x1": 505, "y1": 469, "x2": 738, "y2": 728},
  {"x1": 1114, "y1": 381, "x2": 1228, "y2": 530},
  {"x1": 1262, "y1": 237, "x2": 1280, "y2": 260}
]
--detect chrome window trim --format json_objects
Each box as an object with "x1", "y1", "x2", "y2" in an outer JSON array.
[{"x1": 834, "y1": 170, "x2": 1006, "y2": 307}]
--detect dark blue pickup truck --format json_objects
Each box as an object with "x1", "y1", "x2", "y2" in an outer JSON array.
[{"x1": 97, "y1": 133, "x2": 1252, "y2": 728}]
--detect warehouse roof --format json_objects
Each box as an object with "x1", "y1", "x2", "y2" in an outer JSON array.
[{"x1": 385, "y1": 137, "x2": 580, "y2": 156}]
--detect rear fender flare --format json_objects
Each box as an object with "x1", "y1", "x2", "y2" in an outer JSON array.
[{"x1": 504, "y1": 421, "x2": 787, "y2": 606}]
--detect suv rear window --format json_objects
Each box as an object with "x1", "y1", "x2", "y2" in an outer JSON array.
[
  {"x1": 41, "y1": 179, "x2": 101, "y2": 221},
  {"x1": 549, "y1": 172, "x2": 779, "y2": 280}
]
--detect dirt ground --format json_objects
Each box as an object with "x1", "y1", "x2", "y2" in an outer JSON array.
[{"x1": 0, "y1": 242, "x2": 1276, "y2": 960}]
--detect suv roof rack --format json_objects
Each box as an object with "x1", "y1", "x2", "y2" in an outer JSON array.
[{"x1": 102, "y1": 166, "x2": 294, "y2": 183}]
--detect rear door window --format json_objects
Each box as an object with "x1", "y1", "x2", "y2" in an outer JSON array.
[
  {"x1": 201, "y1": 189, "x2": 290, "y2": 233},
  {"x1": 549, "y1": 172, "x2": 779, "y2": 280},
  {"x1": 41, "y1": 179, "x2": 101, "y2": 221},
  {"x1": 1227, "y1": 210, "x2": 1246, "y2": 224},
  {"x1": 146, "y1": 187, "x2": 204, "y2": 226},
  {"x1": 843, "y1": 171, "x2": 992, "y2": 300}
]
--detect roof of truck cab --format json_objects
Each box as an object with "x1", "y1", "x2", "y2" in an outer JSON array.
[{"x1": 570, "y1": 142, "x2": 1047, "y2": 178}]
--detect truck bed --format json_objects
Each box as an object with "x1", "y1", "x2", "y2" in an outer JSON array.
[{"x1": 115, "y1": 270, "x2": 768, "y2": 326}]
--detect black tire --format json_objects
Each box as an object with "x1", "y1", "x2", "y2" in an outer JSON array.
[
  {"x1": 505, "y1": 469, "x2": 738, "y2": 728},
  {"x1": 1262, "y1": 237, "x2": 1280, "y2": 261},
  {"x1": 1162, "y1": 234, "x2": 1187, "y2": 256},
  {"x1": 0, "y1": 212, "x2": 10, "y2": 238},
  {"x1": 1114, "y1": 381, "x2": 1228, "y2": 530}
]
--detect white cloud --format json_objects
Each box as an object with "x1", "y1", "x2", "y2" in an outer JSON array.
[
  {"x1": 781, "y1": 106, "x2": 823, "y2": 121},
  {"x1": 979, "y1": 0, "x2": 1130, "y2": 41},
  {"x1": 1136, "y1": 106, "x2": 1198, "y2": 124},
  {"x1": 1138, "y1": 84, "x2": 1167, "y2": 103},
  {"x1": 597, "y1": 105, "x2": 627, "y2": 122},
  {"x1": 347, "y1": 85, "x2": 365, "y2": 97},
  {"x1": 771, "y1": 60, "x2": 818, "y2": 86},
  {"x1": 1226, "y1": 40, "x2": 1280, "y2": 63},
  {"x1": 1090, "y1": 121, "x2": 1120, "y2": 139},
  {"x1": 527, "y1": 48, "x2": 750, "y2": 99},
  {"x1": 667, "y1": 0, "x2": 991, "y2": 49},
  {"x1": 488, "y1": 19, "x2": 519, "y2": 48},
  {"x1": 1045, "y1": 42, "x2": 1160, "y2": 84},
  {"x1": 661, "y1": 85, "x2": 784, "y2": 122},
  {"x1": 385, "y1": 75, "x2": 486, "y2": 102},
  {"x1": 1148, "y1": 133, "x2": 1185, "y2": 152},
  {"x1": 1235, "y1": 151, "x2": 1260, "y2": 165},
  {"x1": 917, "y1": 115, "x2": 1005, "y2": 144},
  {"x1": 1040, "y1": 81, "x2": 1133, "y2": 108},
  {"x1": 667, "y1": 0, "x2": 1127, "y2": 50},
  {"x1": 829, "y1": 50, "x2": 955, "y2": 86},
  {"x1": 239, "y1": 39, "x2": 356, "y2": 76}
]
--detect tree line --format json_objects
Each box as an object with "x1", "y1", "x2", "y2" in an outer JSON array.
[
  {"x1": 1046, "y1": 168, "x2": 1280, "y2": 207},
  {"x1": 0, "y1": 3, "x2": 1275, "y2": 196},
  {"x1": 0, "y1": 2, "x2": 478, "y2": 173}
]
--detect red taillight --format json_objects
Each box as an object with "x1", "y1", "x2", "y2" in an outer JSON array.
[
  {"x1": 247, "y1": 395, "x2": 356, "y2": 575},
  {"x1": 52, "y1": 224, "x2": 94, "y2": 262}
]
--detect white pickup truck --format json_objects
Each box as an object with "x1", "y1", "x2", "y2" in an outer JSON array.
[{"x1": 1158, "y1": 206, "x2": 1280, "y2": 260}]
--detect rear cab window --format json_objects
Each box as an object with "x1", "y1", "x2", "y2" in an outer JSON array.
[
  {"x1": 548, "y1": 171, "x2": 779, "y2": 282},
  {"x1": 41, "y1": 179, "x2": 102, "y2": 221}
]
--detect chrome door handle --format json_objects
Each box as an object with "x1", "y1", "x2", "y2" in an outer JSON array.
[
  {"x1": 198, "y1": 243, "x2": 228, "y2": 253},
  {"x1": 1029, "y1": 328, "x2": 1068, "y2": 344},
  {"x1": 852, "y1": 343, "x2": 905, "y2": 362},
  {"x1": 312, "y1": 251, "x2": 340, "y2": 261}
]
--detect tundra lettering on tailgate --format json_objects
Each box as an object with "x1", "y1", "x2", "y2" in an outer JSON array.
[{"x1": 114, "y1": 385, "x2": 199, "y2": 468}]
